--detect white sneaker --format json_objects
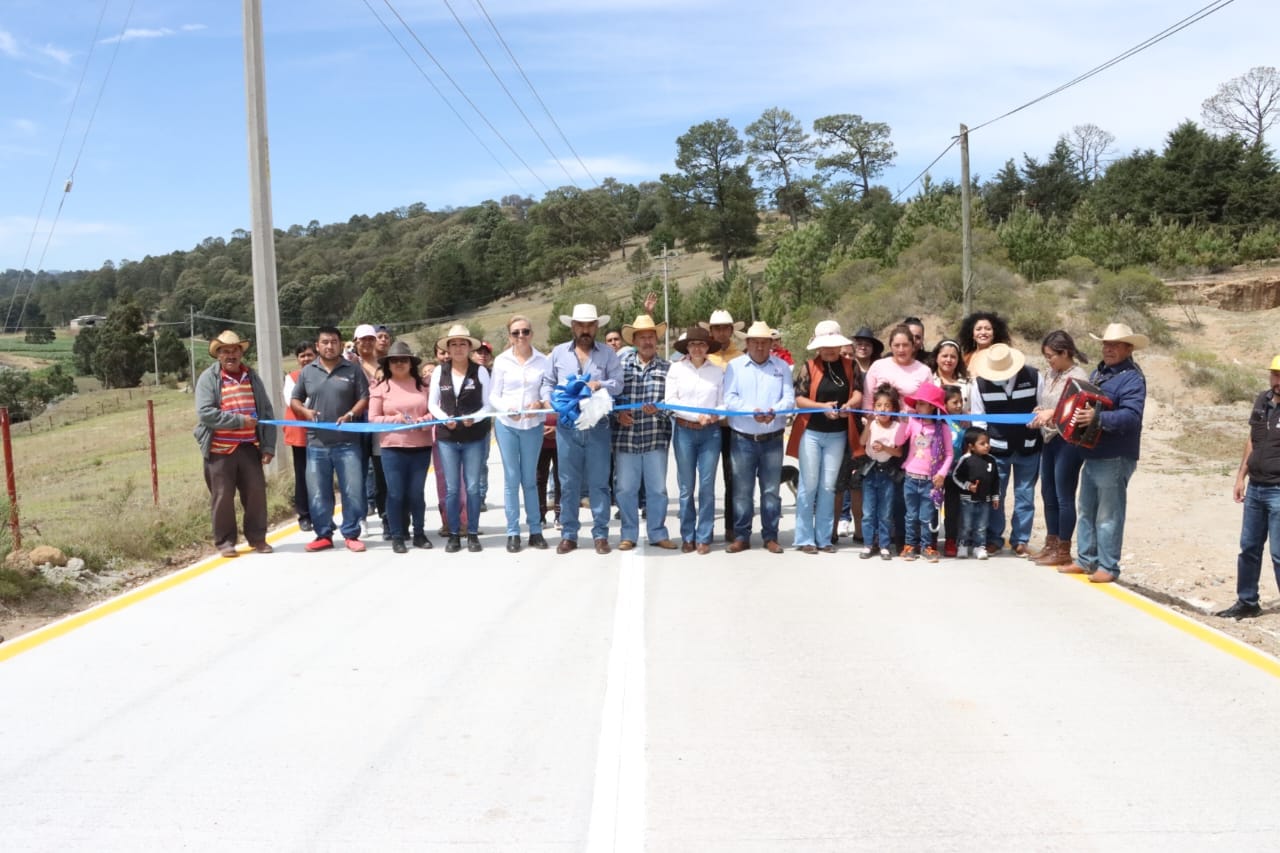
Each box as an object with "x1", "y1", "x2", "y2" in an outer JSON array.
[
  {"x1": 975, "y1": 546, "x2": 988, "y2": 560},
  {"x1": 838, "y1": 519, "x2": 853, "y2": 538},
  {"x1": 957, "y1": 545, "x2": 969, "y2": 559}
]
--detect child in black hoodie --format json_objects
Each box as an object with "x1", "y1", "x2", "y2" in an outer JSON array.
[{"x1": 951, "y1": 427, "x2": 1001, "y2": 559}]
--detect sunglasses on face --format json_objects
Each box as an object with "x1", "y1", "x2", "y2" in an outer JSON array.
[
  {"x1": 389, "y1": 357, "x2": 410, "y2": 364},
  {"x1": 510, "y1": 329, "x2": 532, "y2": 337}
]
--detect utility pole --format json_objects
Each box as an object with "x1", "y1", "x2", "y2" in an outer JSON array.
[
  {"x1": 152, "y1": 327, "x2": 159, "y2": 387},
  {"x1": 959, "y1": 123, "x2": 974, "y2": 317},
  {"x1": 188, "y1": 306, "x2": 196, "y2": 389},
  {"x1": 661, "y1": 243, "x2": 670, "y2": 354},
  {"x1": 243, "y1": 0, "x2": 282, "y2": 474}
]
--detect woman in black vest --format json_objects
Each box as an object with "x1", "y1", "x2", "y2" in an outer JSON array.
[{"x1": 429, "y1": 324, "x2": 493, "y2": 553}]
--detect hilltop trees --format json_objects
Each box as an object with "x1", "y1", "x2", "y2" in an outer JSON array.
[
  {"x1": 1202, "y1": 66, "x2": 1280, "y2": 148},
  {"x1": 813, "y1": 114, "x2": 897, "y2": 197},
  {"x1": 661, "y1": 119, "x2": 760, "y2": 278},
  {"x1": 745, "y1": 107, "x2": 816, "y2": 230}
]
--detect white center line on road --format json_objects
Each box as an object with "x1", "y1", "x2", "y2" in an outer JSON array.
[{"x1": 586, "y1": 549, "x2": 647, "y2": 853}]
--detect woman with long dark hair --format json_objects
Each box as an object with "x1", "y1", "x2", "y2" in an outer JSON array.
[
  {"x1": 1028, "y1": 329, "x2": 1091, "y2": 566},
  {"x1": 369, "y1": 341, "x2": 434, "y2": 553}
]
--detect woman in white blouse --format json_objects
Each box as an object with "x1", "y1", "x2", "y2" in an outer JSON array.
[
  {"x1": 489, "y1": 314, "x2": 553, "y2": 553},
  {"x1": 663, "y1": 327, "x2": 725, "y2": 554}
]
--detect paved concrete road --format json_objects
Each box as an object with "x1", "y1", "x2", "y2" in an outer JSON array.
[{"x1": 3, "y1": 476, "x2": 1280, "y2": 850}]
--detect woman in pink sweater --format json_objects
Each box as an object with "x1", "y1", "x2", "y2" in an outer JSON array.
[{"x1": 369, "y1": 341, "x2": 434, "y2": 553}]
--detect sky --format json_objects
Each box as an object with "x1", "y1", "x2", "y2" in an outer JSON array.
[{"x1": 0, "y1": 0, "x2": 1276, "y2": 272}]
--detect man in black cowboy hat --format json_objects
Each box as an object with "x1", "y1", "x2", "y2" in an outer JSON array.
[{"x1": 195, "y1": 330, "x2": 277, "y2": 558}]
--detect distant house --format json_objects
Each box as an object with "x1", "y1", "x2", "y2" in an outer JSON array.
[{"x1": 70, "y1": 315, "x2": 107, "y2": 331}]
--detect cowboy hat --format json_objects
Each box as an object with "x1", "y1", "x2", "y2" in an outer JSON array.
[
  {"x1": 903, "y1": 382, "x2": 947, "y2": 411},
  {"x1": 743, "y1": 320, "x2": 775, "y2": 340},
  {"x1": 435, "y1": 323, "x2": 481, "y2": 352},
  {"x1": 621, "y1": 314, "x2": 668, "y2": 345},
  {"x1": 970, "y1": 342, "x2": 1027, "y2": 382},
  {"x1": 850, "y1": 325, "x2": 885, "y2": 360},
  {"x1": 807, "y1": 320, "x2": 852, "y2": 350},
  {"x1": 1089, "y1": 322, "x2": 1149, "y2": 350},
  {"x1": 209, "y1": 330, "x2": 251, "y2": 358},
  {"x1": 673, "y1": 325, "x2": 722, "y2": 355},
  {"x1": 559, "y1": 303, "x2": 610, "y2": 328},
  {"x1": 377, "y1": 339, "x2": 422, "y2": 375},
  {"x1": 698, "y1": 309, "x2": 744, "y2": 330}
]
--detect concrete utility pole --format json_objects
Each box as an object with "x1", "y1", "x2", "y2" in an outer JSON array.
[
  {"x1": 661, "y1": 244, "x2": 670, "y2": 354},
  {"x1": 959, "y1": 124, "x2": 974, "y2": 317},
  {"x1": 243, "y1": 0, "x2": 283, "y2": 474}
]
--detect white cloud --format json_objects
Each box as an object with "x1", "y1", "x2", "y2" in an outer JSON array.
[
  {"x1": 181, "y1": 24, "x2": 207, "y2": 32},
  {"x1": 0, "y1": 29, "x2": 20, "y2": 58},
  {"x1": 11, "y1": 119, "x2": 38, "y2": 135},
  {"x1": 38, "y1": 44, "x2": 72, "y2": 65},
  {"x1": 101, "y1": 28, "x2": 175, "y2": 45}
]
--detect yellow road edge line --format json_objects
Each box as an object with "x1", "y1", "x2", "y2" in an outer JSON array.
[
  {"x1": 0, "y1": 522, "x2": 300, "y2": 664},
  {"x1": 1067, "y1": 573, "x2": 1280, "y2": 679}
]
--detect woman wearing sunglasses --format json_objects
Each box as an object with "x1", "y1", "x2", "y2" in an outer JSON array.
[{"x1": 489, "y1": 315, "x2": 553, "y2": 552}]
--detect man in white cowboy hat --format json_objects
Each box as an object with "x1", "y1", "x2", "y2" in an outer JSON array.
[
  {"x1": 613, "y1": 314, "x2": 677, "y2": 551},
  {"x1": 723, "y1": 320, "x2": 796, "y2": 554},
  {"x1": 541, "y1": 303, "x2": 623, "y2": 555},
  {"x1": 701, "y1": 309, "x2": 745, "y2": 540},
  {"x1": 195, "y1": 330, "x2": 277, "y2": 558},
  {"x1": 1060, "y1": 322, "x2": 1148, "y2": 583},
  {"x1": 1217, "y1": 354, "x2": 1280, "y2": 619},
  {"x1": 970, "y1": 341, "x2": 1044, "y2": 556},
  {"x1": 290, "y1": 324, "x2": 370, "y2": 553}
]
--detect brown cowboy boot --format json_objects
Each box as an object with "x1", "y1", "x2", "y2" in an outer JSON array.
[
  {"x1": 1036, "y1": 538, "x2": 1072, "y2": 567},
  {"x1": 1028, "y1": 534, "x2": 1059, "y2": 561}
]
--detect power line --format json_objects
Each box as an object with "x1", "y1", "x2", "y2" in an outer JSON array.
[
  {"x1": 468, "y1": 0, "x2": 598, "y2": 186},
  {"x1": 968, "y1": 0, "x2": 1236, "y2": 134},
  {"x1": 892, "y1": 0, "x2": 1237, "y2": 202},
  {"x1": 378, "y1": 0, "x2": 553, "y2": 192},
  {"x1": 440, "y1": 0, "x2": 580, "y2": 188},
  {"x1": 360, "y1": 0, "x2": 527, "y2": 193},
  {"x1": 16, "y1": 0, "x2": 138, "y2": 331},
  {"x1": 4, "y1": 0, "x2": 112, "y2": 331}
]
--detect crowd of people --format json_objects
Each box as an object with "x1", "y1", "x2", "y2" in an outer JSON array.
[{"x1": 193, "y1": 301, "x2": 1278, "y2": 610}]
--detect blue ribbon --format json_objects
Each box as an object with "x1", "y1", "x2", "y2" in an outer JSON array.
[{"x1": 263, "y1": 401, "x2": 1032, "y2": 433}]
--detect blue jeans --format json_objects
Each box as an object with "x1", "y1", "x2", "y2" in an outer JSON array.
[
  {"x1": 794, "y1": 428, "x2": 846, "y2": 548},
  {"x1": 903, "y1": 475, "x2": 936, "y2": 549},
  {"x1": 616, "y1": 448, "x2": 671, "y2": 543},
  {"x1": 861, "y1": 470, "x2": 894, "y2": 550},
  {"x1": 495, "y1": 421, "x2": 543, "y2": 536},
  {"x1": 437, "y1": 438, "x2": 486, "y2": 535},
  {"x1": 1076, "y1": 455, "x2": 1137, "y2": 577},
  {"x1": 959, "y1": 499, "x2": 991, "y2": 548},
  {"x1": 557, "y1": 423, "x2": 613, "y2": 541},
  {"x1": 380, "y1": 446, "x2": 430, "y2": 539},
  {"x1": 729, "y1": 431, "x2": 783, "y2": 543},
  {"x1": 988, "y1": 452, "x2": 1040, "y2": 547},
  {"x1": 1040, "y1": 437, "x2": 1083, "y2": 540},
  {"x1": 305, "y1": 441, "x2": 365, "y2": 540},
  {"x1": 1236, "y1": 482, "x2": 1280, "y2": 605},
  {"x1": 673, "y1": 424, "x2": 719, "y2": 544}
]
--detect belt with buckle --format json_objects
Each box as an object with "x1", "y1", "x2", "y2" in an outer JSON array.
[
  {"x1": 676, "y1": 419, "x2": 707, "y2": 430},
  {"x1": 732, "y1": 429, "x2": 784, "y2": 443}
]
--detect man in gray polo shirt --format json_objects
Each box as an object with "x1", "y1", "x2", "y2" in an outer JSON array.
[{"x1": 290, "y1": 324, "x2": 369, "y2": 552}]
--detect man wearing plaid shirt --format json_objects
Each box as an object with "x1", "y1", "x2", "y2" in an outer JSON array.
[{"x1": 613, "y1": 314, "x2": 678, "y2": 550}]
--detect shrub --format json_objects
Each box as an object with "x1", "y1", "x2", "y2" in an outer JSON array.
[
  {"x1": 1237, "y1": 225, "x2": 1280, "y2": 262},
  {"x1": 1177, "y1": 349, "x2": 1258, "y2": 403},
  {"x1": 1058, "y1": 255, "x2": 1100, "y2": 285},
  {"x1": 1008, "y1": 284, "x2": 1061, "y2": 341}
]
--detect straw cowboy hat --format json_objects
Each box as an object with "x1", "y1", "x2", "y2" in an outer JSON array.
[
  {"x1": 807, "y1": 320, "x2": 853, "y2": 350},
  {"x1": 209, "y1": 330, "x2": 251, "y2": 358},
  {"x1": 698, "y1": 309, "x2": 745, "y2": 332},
  {"x1": 1089, "y1": 322, "x2": 1149, "y2": 350},
  {"x1": 559, "y1": 303, "x2": 610, "y2": 327},
  {"x1": 435, "y1": 323, "x2": 481, "y2": 352},
  {"x1": 970, "y1": 342, "x2": 1027, "y2": 382},
  {"x1": 903, "y1": 381, "x2": 948, "y2": 411},
  {"x1": 621, "y1": 314, "x2": 667, "y2": 345},
  {"x1": 743, "y1": 320, "x2": 775, "y2": 340},
  {"x1": 673, "y1": 325, "x2": 722, "y2": 355},
  {"x1": 376, "y1": 339, "x2": 422, "y2": 374}
]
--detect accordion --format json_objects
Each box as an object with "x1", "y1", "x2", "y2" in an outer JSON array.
[{"x1": 1052, "y1": 378, "x2": 1112, "y2": 449}]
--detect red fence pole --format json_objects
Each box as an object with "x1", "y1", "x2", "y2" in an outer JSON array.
[
  {"x1": 147, "y1": 400, "x2": 159, "y2": 507},
  {"x1": 1, "y1": 407, "x2": 20, "y2": 548}
]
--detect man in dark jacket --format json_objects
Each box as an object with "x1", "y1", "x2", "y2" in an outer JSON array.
[
  {"x1": 195, "y1": 330, "x2": 276, "y2": 558},
  {"x1": 1061, "y1": 323, "x2": 1147, "y2": 583},
  {"x1": 1216, "y1": 355, "x2": 1280, "y2": 618}
]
